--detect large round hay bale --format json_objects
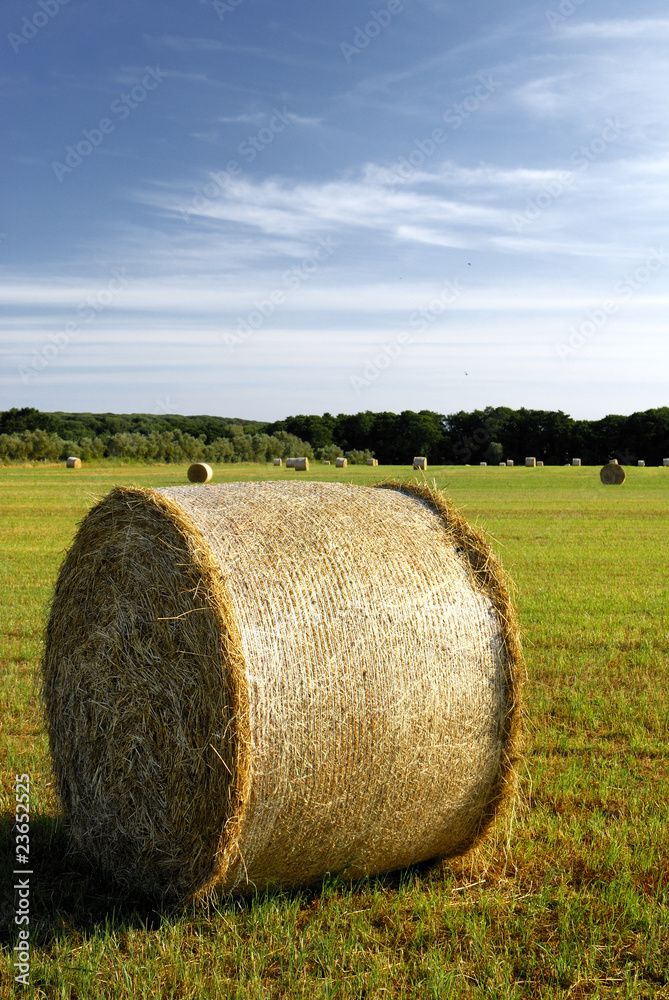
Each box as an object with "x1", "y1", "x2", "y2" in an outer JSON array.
[
  {"x1": 187, "y1": 463, "x2": 213, "y2": 483},
  {"x1": 66, "y1": 457, "x2": 82, "y2": 469},
  {"x1": 42, "y1": 481, "x2": 523, "y2": 903},
  {"x1": 293, "y1": 457, "x2": 309, "y2": 471},
  {"x1": 600, "y1": 463, "x2": 626, "y2": 484}
]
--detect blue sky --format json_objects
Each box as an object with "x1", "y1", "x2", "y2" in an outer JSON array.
[{"x1": 1, "y1": 0, "x2": 667, "y2": 420}]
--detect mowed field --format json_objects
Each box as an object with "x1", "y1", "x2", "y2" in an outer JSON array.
[{"x1": 1, "y1": 462, "x2": 668, "y2": 999}]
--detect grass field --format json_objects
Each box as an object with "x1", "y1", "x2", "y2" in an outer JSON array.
[{"x1": 1, "y1": 462, "x2": 668, "y2": 998}]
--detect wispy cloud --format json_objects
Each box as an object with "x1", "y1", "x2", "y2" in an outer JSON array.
[{"x1": 563, "y1": 18, "x2": 669, "y2": 40}]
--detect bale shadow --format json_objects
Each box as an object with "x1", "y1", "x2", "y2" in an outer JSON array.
[
  {"x1": 0, "y1": 811, "x2": 163, "y2": 950},
  {"x1": 0, "y1": 808, "x2": 450, "y2": 948}
]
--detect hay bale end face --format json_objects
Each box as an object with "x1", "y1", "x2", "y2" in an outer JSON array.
[
  {"x1": 293, "y1": 457, "x2": 309, "y2": 471},
  {"x1": 42, "y1": 480, "x2": 524, "y2": 903},
  {"x1": 600, "y1": 464, "x2": 626, "y2": 485},
  {"x1": 335, "y1": 457, "x2": 347, "y2": 468},
  {"x1": 412, "y1": 457, "x2": 427, "y2": 470},
  {"x1": 66, "y1": 457, "x2": 82, "y2": 469},
  {"x1": 187, "y1": 463, "x2": 213, "y2": 484}
]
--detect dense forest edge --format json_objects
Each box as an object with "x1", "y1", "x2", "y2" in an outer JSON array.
[{"x1": 1, "y1": 406, "x2": 668, "y2": 466}]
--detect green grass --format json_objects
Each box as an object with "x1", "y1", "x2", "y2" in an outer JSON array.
[{"x1": 1, "y1": 462, "x2": 668, "y2": 998}]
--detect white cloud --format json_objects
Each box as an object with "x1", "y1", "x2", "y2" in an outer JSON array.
[{"x1": 563, "y1": 19, "x2": 669, "y2": 40}]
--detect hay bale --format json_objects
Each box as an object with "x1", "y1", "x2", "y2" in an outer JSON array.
[
  {"x1": 525, "y1": 458, "x2": 536, "y2": 467},
  {"x1": 293, "y1": 457, "x2": 309, "y2": 471},
  {"x1": 663, "y1": 459, "x2": 669, "y2": 467},
  {"x1": 286, "y1": 458, "x2": 296, "y2": 468},
  {"x1": 600, "y1": 464, "x2": 626, "y2": 485},
  {"x1": 335, "y1": 457, "x2": 347, "y2": 468},
  {"x1": 637, "y1": 460, "x2": 645, "y2": 467},
  {"x1": 572, "y1": 458, "x2": 581, "y2": 467},
  {"x1": 66, "y1": 457, "x2": 82, "y2": 469},
  {"x1": 273, "y1": 458, "x2": 282, "y2": 466},
  {"x1": 506, "y1": 460, "x2": 514, "y2": 467},
  {"x1": 480, "y1": 462, "x2": 487, "y2": 467},
  {"x1": 499, "y1": 462, "x2": 505, "y2": 466},
  {"x1": 608, "y1": 459, "x2": 618, "y2": 464},
  {"x1": 323, "y1": 460, "x2": 331, "y2": 465},
  {"x1": 42, "y1": 481, "x2": 523, "y2": 904},
  {"x1": 187, "y1": 463, "x2": 213, "y2": 484},
  {"x1": 366, "y1": 459, "x2": 378, "y2": 467},
  {"x1": 412, "y1": 457, "x2": 427, "y2": 470},
  {"x1": 537, "y1": 461, "x2": 544, "y2": 467}
]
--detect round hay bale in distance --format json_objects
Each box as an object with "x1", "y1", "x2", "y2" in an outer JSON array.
[
  {"x1": 286, "y1": 458, "x2": 296, "y2": 468},
  {"x1": 293, "y1": 457, "x2": 309, "y2": 471},
  {"x1": 366, "y1": 458, "x2": 378, "y2": 466},
  {"x1": 525, "y1": 457, "x2": 536, "y2": 467},
  {"x1": 335, "y1": 457, "x2": 347, "y2": 468},
  {"x1": 600, "y1": 463, "x2": 626, "y2": 485},
  {"x1": 42, "y1": 480, "x2": 524, "y2": 903},
  {"x1": 412, "y1": 456, "x2": 427, "y2": 470},
  {"x1": 273, "y1": 458, "x2": 282, "y2": 466},
  {"x1": 66, "y1": 457, "x2": 82, "y2": 469},
  {"x1": 187, "y1": 463, "x2": 213, "y2": 484}
]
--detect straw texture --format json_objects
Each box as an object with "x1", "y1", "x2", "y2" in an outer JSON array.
[
  {"x1": 42, "y1": 480, "x2": 523, "y2": 903},
  {"x1": 600, "y1": 463, "x2": 626, "y2": 484},
  {"x1": 187, "y1": 463, "x2": 213, "y2": 483}
]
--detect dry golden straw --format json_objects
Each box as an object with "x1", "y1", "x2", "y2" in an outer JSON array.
[
  {"x1": 65, "y1": 457, "x2": 82, "y2": 469},
  {"x1": 600, "y1": 463, "x2": 626, "y2": 485},
  {"x1": 42, "y1": 480, "x2": 524, "y2": 904},
  {"x1": 187, "y1": 463, "x2": 213, "y2": 483}
]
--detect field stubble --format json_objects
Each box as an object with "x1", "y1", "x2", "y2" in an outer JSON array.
[{"x1": 0, "y1": 463, "x2": 667, "y2": 998}]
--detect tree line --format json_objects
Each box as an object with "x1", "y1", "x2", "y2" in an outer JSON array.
[{"x1": 1, "y1": 406, "x2": 668, "y2": 465}]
